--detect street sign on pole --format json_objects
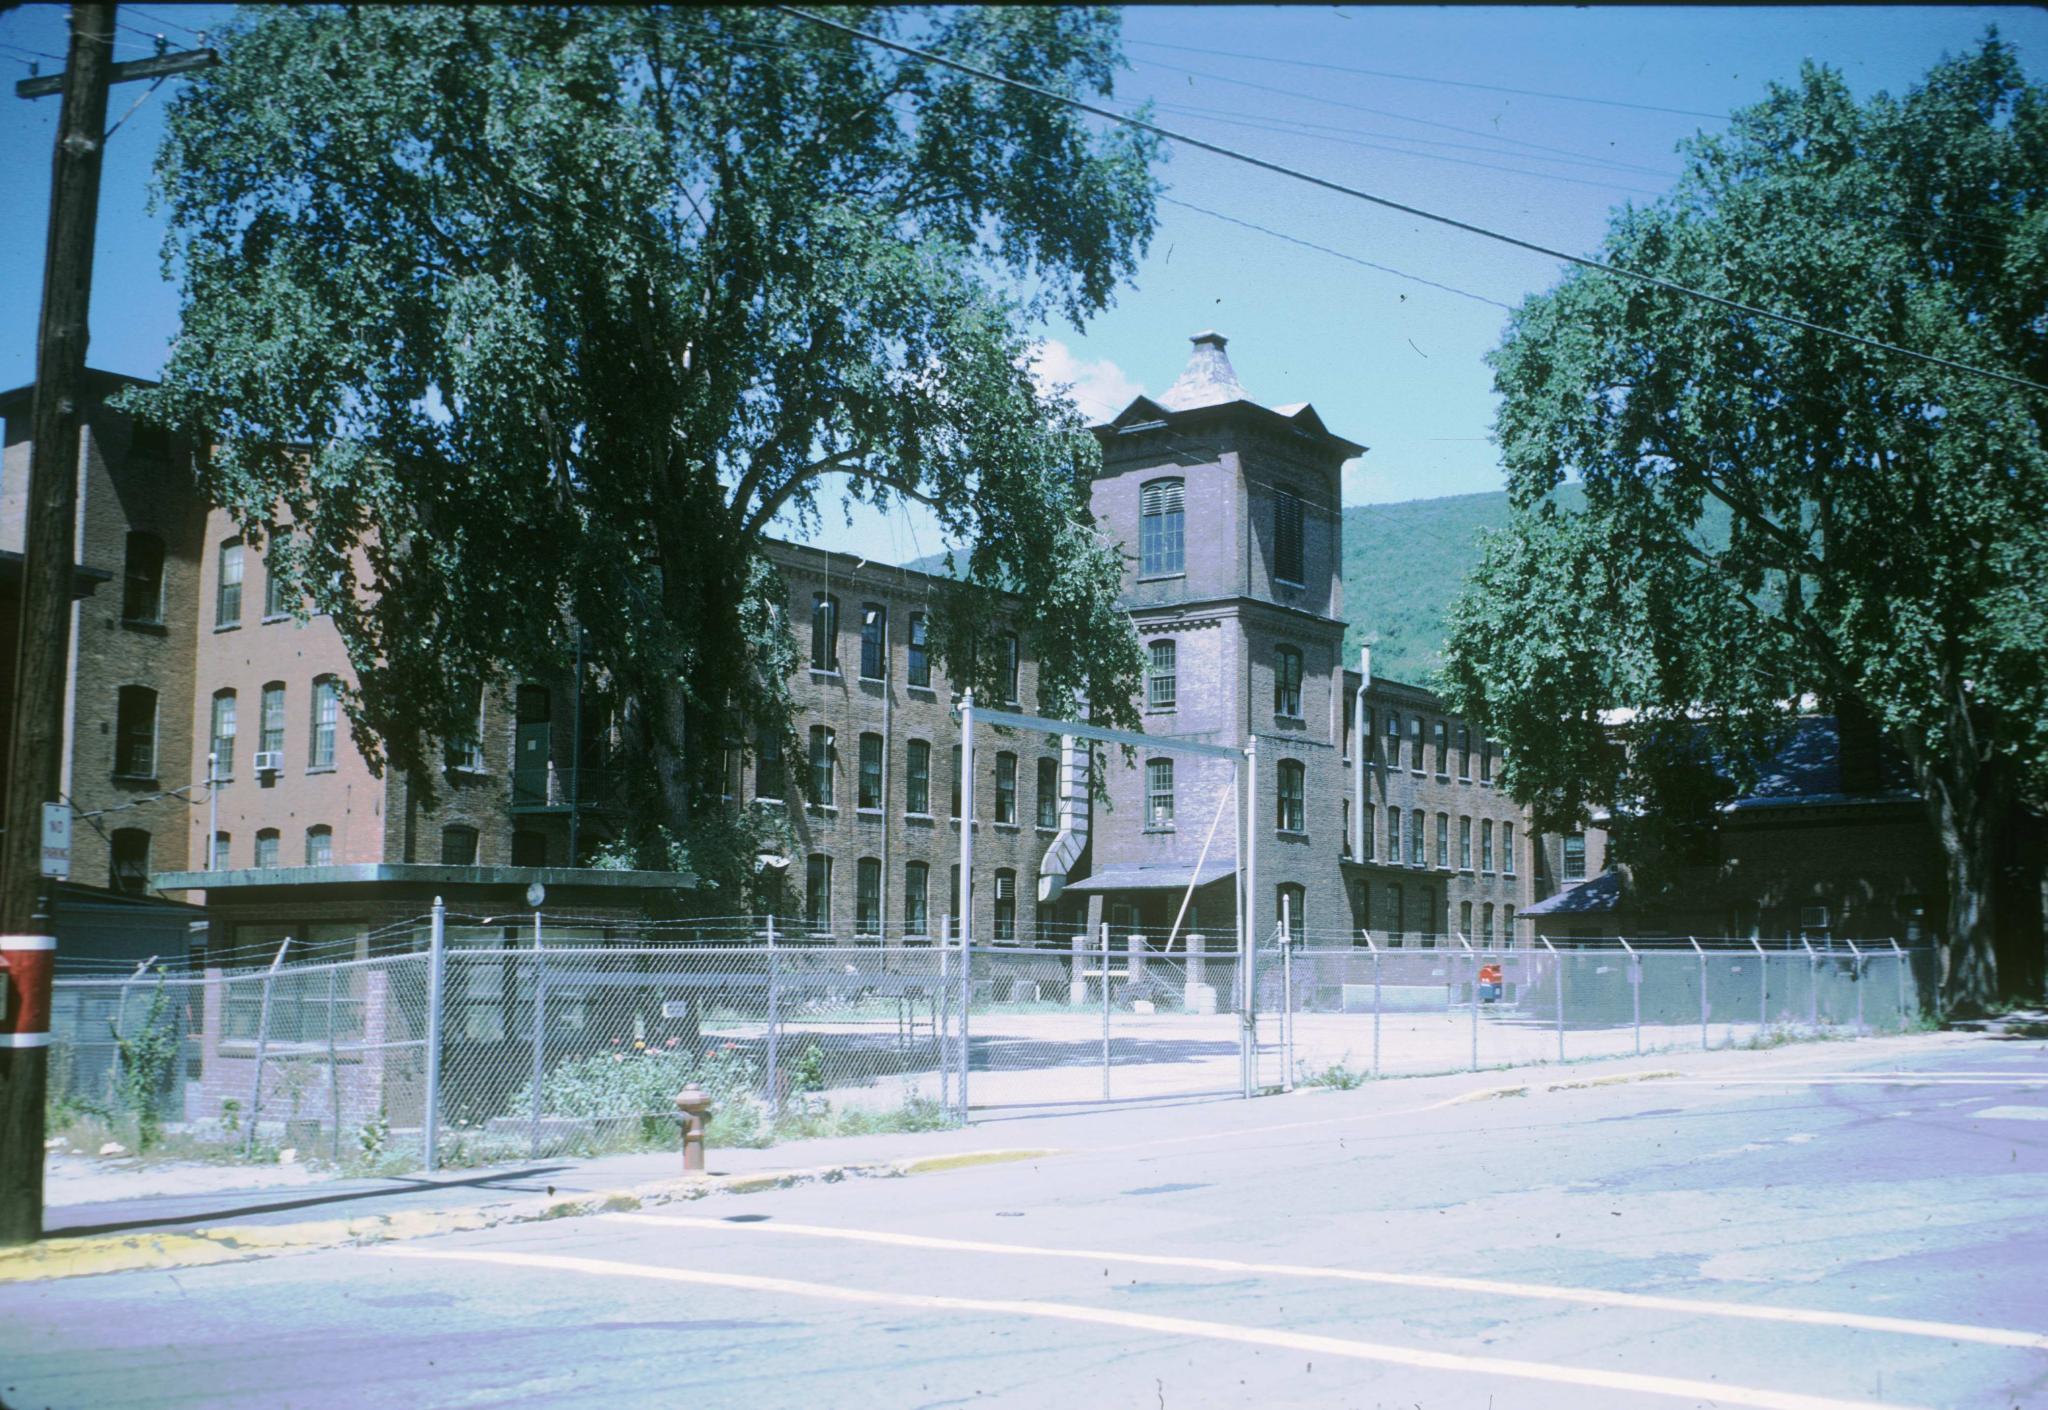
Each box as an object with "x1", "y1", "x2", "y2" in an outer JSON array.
[{"x1": 38, "y1": 804, "x2": 70, "y2": 881}]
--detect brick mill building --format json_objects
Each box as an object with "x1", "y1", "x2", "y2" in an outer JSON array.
[{"x1": 3, "y1": 337, "x2": 1540, "y2": 964}]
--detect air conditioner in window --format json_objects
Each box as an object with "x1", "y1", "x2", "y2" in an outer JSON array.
[
  {"x1": 253, "y1": 751, "x2": 284, "y2": 775},
  {"x1": 1800, "y1": 905, "x2": 1831, "y2": 931}
]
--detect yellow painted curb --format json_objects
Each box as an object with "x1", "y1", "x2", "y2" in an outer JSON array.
[
  {"x1": 1546, "y1": 1069, "x2": 1682, "y2": 1092},
  {"x1": 0, "y1": 1148, "x2": 1061, "y2": 1285}
]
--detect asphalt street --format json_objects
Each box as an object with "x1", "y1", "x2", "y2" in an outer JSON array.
[{"x1": 3, "y1": 1037, "x2": 2044, "y2": 1410}]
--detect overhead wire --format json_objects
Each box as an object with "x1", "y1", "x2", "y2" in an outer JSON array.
[{"x1": 777, "y1": 6, "x2": 2048, "y2": 397}]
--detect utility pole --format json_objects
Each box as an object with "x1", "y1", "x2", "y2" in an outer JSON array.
[{"x1": 0, "y1": 5, "x2": 216, "y2": 1248}]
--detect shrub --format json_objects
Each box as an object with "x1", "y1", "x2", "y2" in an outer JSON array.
[{"x1": 515, "y1": 1042, "x2": 766, "y2": 1144}]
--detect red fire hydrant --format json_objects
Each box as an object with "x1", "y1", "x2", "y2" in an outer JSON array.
[{"x1": 674, "y1": 1086, "x2": 712, "y2": 1173}]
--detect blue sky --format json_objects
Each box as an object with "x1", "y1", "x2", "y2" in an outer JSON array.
[{"x1": 4, "y1": 4, "x2": 2044, "y2": 567}]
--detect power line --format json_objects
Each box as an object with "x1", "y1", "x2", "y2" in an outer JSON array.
[
  {"x1": 1125, "y1": 38, "x2": 1731, "y2": 121},
  {"x1": 777, "y1": 6, "x2": 2048, "y2": 398},
  {"x1": 125, "y1": 7, "x2": 210, "y2": 41}
]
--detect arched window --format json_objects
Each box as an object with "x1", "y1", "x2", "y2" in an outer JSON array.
[
  {"x1": 1407, "y1": 808, "x2": 1423, "y2": 866},
  {"x1": 1351, "y1": 880, "x2": 1371, "y2": 938},
  {"x1": 211, "y1": 831, "x2": 232, "y2": 871},
  {"x1": 1433, "y1": 721, "x2": 1448, "y2": 775},
  {"x1": 1147, "y1": 640, "x2": 1177, "y2": 709},
  {"x1": 905, "y1": 739, "x2": 931, "y2": 815},
  {"x1": 305, "y1": 825, "x2": 333, "y2": 867},
  {"x1": 263, "y1": 541, "x2": 292, "y2": 619},
  {"x1": 755, "y1": 723, "x2": 785, "y2": 801},
  {"x1": 309, "y1": 676, "x2": 340, "y2": 769},
  {"x1": 1481, "y1": 820, "x2": 1495, "y2": 873},
  {"x1": 1276, "y1": 883, "x2": 1306, "y2": 942},
  {"x1": 1384, "y1": 710, "x2": 1402, "y2": 760},
  {"x1": 856, "y1": 858, "x2": 882, "y2": 936},
  {"x1": 1036, "y1": 757, "x2": 1058, "y2": 829},
  {"x1": 444, "y1": 683, "x2": 485, "y2": 773},
  {"x1": 115, "y1": 685, "x2": 158, "y2": 778},
  {"x1": 858, "y1": 732, "x2": 884, "y2": 810},
  {"x1": 209, "y1": 689, "x2": 237, "y2": 780},
  {"x1": 260, "y1": 682, "x2": 286, "y2": 758},
  {"x1": 1385, "y1": 805, "x2": 1400, "y2": 861},
  {"x1": 904, "y1": 861, "x2": 930, "y2": 936},
  {"x1": 993, "y1": 869, "x2": 1017, "y2": 942},
  {"x1": 808, "y1": 726, "x2": 835, "y2": 807},
  {"x1": 1272, "y1": 484, "x2": 1305, "y2": 585},
  {"x1": 860, "y1": 603, "x2": 887, "y2": 680},
  {"x1": 1146, "y1": 758, "x2": 1174, "y2": 828},
  {"x1": 907, "y1": 611, "x2": 930, "y2": 688},
  {"x1": 1482, "y1": 902, "x2": 1496, "y2": 946},
  {"x1": 950, "y1": 743, "x2": 962, "y2": 819},
  {"x1": 1273, "y1": 645, "x2": 1303, "y2": 717},
  {"x1": 811, "y1": 593, "x2": 839, "y2": 671},
  {"x1": 994, "y1": 751, "x2": 1017, "y2": 824},
  {"x1": 1001, "y1": 633, "x2": 1020, "y2": 704},
  {"x1": 216, "y1": 537, "x2": 244, "y2": 627},
  {"x1": 806, "y1": 854, "x2": 832, "y2": 932},
  {"x1": 1503, "y1": 904, "x2": 1517, "y2": 947},
  {"x1": 441, "y1": 825, "x2": 479, "y2": 866},
  {"x1": 1460, "y1": 816, "x2": 1473, "y2": 870},
  {"x1": 1457, "y1": 725, "x2": 1472, "y2": 780},
  {"x1": 1460, "y1": 901, "x2": 1473, "y2": 940},
  {"x1": 1502, "y1": 822, "x2": 1517, "y2": 876},
  {"x1": 1436, "y1": 812, "x2": 1449, "y2": 869},
  {"x1": 1409, "y1": 715, "x2": 1425, "y2": 770},
  {"x1": 109, "y1": 829, "x2": 150, "y2": 895},
  {"x1": 1140, "y1": 478, "x2": 1185, "y2": 577},
  {"x1": 254, "y1": 829, "x2": 280, "y2": 869},
  {"x1": 122, "y1": 531, "x2": 164, "y2": 623},
  {"x1": 1276, "y1": 759, "x2": 1305, "y2": 832}
]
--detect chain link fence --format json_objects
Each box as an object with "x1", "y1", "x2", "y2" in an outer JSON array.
[{"x1": 45, "y1": 910, "x2": 1935, "y2": 1179}]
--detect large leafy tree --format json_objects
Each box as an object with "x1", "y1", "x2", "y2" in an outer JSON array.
[
  {"x1": 1443, "y1": 36, "x2": 2048, "y2": 1010},
  {"x1": 129, "y1": 5, "x2": 1156, "y2": 894}
]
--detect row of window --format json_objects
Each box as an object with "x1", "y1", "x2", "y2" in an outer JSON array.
[
  {"x1": 804, "y1": 856, "x2": 1021, "y2": 940},
  {"x1": 763, "y1": 729, "x2": 1062, "y2": 827},
  {"x1": 1346, "y1": 707, "x2": 1499, "y2": 784},
  {"x1": 189, "y1": 823, "x2": 546, "y2": 872},
  {"x1": 206, "y1": 825, "x2": 337, "y2": 870},
  {"x1": 809, "y1": 596, "x2": 1020, "y2": 702},
  {"x1": 112, "y1": 678, "x2": 343, "y2": 781},
  {"x1": 1346, "y1": 805, "x2": 1519, "y2": 875},
  {"x1": 1136, "y1": 477, "x2": 1307, "y2": 587},
  {"x1": 1345, "y1": 880, "x2": 1520, "y2": 944},
  {"x1": 1144, "y1": 641, "x2": 1310, "y2": 721}
]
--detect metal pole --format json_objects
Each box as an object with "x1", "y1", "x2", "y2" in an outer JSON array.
[
  {"x1": 110, "y1": 955, "x2": 154, "y2": 1095},
  {"x1": 1752, "y1": 936, "x2": 1768, "y2": 1037},
  {"x1": 528, "y1": 923, "x2": 547, "y2": 1158},
  {"x1": 1543, "y1": 936, "x2": 1563, "y2": 1063},
  {"x1": 1280, "y1": 892, "x2": 1294, "y2": 1092},
  {"x1": 1846, "y1": 938, "x2": 1865, "y2": 1034},
  {"x1": 1100, "y1": 921, "x2": 1112, "y2": 1103},
  {"x1": 423, "y1": 897, "x2": 446, "y2": 1172},
  {"x1": 938, "y1": 913, "x2": 950, "y2": 1114},
  {"x1": 1890, "y1": 937, "x2": 1906, "y2": 1029},
  {"x1": 764, "y1": 914, "x2": 779, "y2": 1109},
  {"x1": 958, "y1": 916, "x2": 970, "y2": 1116},
  {"x1": 1368, "y1": 932, "x2": 1382, "y2": 1079},
  {"x1": 1691, "y1": 936, "x2": 1707, "y2": 1051},
  {"x1": 326, "y1": 963, "x2": 341, "y2": 1163},
  {"x1": 207, "y1": 749, "x2": 218, "y2": 870},
  {"x1": 1618, "y1": 935, "x2": 1639, "y2": 1055},
  {"x1": 245, "y1": 938, "x2": 291, "y2": 1154},
  {"x1": 1470, "y1": 949, "x2": 1480, "y2": 1073},
  {"x1": 1242, "y1": 736, "x2": 1258, "y2": 1099},
  {"x1": 1802, "y1": 935, "x2": 1818, "y2": 1028},
  {"x1": 958, "y1": 691, "x2": 974, "y2": 1117}
]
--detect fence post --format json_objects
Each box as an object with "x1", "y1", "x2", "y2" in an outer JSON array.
[
  {"x1": 1367, "y1": 931, "x2": 1381, "y2": 1080},
  {"x1": 1890, "y1": 937, "x2": 1906, "y2": 1029},
  {"x1": 1752, "y1": 936, "x2": 1768, "y2": 1038},
  {"x1": 1280, "y1": 894, "x2": 1294, "y2": 1092},
  {"x1": 1458, "y1": 934, "x2": 1478, "y2": 1073},
  {"x1": 1100, "y1": 921, "x2": 1112, "y2": 1103},
  {"x1": 423, "y1": 897, "x2": 446, "y2": 1172},
  {"x1": 1543, "y1": 936, "x2": 1563, "y2": 1063},
  {"x1": 528, "y1": 924, "x2": 547, "y2": 1158},
  {"x1": 958, "y1": 921, "x2": 971, "y2": 1117},
  {"x1": 764, "y1": 914, "x2": 779, "y2": 1110},
  {"x1": 326, "y1": 963, "x2": 341, "y2": 1164},
  {"x1": 1802, "y1": 936, "x2": 1818, "y2": 1029},
  {"x1": 1241, "y1": 736, "x2": 1258, "y2": 1101},
  {"x1": 1691, "y1": 936, "x2": 1708, "y2": 1051},
  {"x1": 937, "y1": 914, "x2": 951, "y2": 1115},
  {"x1": 244, "y1": 938, "x2": 291, "y2": 1155},
  {"x1": 1619, "y1": 935, "x2": 1639, "y2": 1056},
  {"x1": 1846, "y1": 938, "x2": 1865, "y2": 1034}
]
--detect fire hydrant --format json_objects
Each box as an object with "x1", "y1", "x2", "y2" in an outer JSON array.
[{"x1": 674, "y1": 1086, "x2": 712, "y2": 1173}]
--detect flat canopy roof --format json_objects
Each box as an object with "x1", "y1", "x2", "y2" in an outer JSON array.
[
  {"x1": 152, "y1": 863, "x2": 700, "y2": 893},
  {"x1": 1065, "y1": 861, "x2": 1238, "y2": 895}
]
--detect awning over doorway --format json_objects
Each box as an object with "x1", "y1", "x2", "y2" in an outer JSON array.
[{"x1": 1064, "y1": 861, "x2": 1237, "y2": 894}]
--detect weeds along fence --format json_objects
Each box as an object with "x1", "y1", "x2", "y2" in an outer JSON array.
[{"x1": 46, "y1": 908, "x2": 1934, "y2": 1173}]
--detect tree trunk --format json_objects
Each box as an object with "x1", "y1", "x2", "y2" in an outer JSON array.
[{"x1": 1921, "y1": 743, "x2": 2015, "y2": 1018}]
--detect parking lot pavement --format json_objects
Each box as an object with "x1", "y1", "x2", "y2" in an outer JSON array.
[{"x1": 2, "y1": 1035, "x2": 2043, "y2": 1409}]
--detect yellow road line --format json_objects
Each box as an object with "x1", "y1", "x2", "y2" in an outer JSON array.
[
  {"x1": 610, "y1": 1212, "x2": 2048, "y2": 1352},
  {"x1": 372, "y1": 1245, "x2": 1918, "y2": 1410}
]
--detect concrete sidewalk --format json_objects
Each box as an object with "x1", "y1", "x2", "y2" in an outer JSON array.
[{"x1": 11, "y1": 1029, "x2": 1996, "y2": 1284}]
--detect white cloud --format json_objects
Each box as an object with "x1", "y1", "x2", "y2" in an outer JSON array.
[{"x1": 1029, "y1": 339, "x2": 1145, "y2": 423}]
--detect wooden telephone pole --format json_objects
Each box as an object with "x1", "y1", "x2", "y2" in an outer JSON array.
[{"x1": 0, "y1": 5, "x2": 215, "y2": 1248}]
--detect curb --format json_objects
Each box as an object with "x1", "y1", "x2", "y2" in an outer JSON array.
[
  {"x1": 0, "y1": 1147, "x2": 1057, "y2": 1286},
  {"x1": 1443, "y1": 1067, "x2": 1681, "y2": 1106}
]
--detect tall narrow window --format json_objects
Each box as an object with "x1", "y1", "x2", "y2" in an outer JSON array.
[
  {"x1": 1433, "y1": 721, "x2": 1448, "y2": 775},
  {"x1": 1273, "y1": 485, "x2": 1304, "y2": 585},
  {"x1": 1385, "y1": 805, "x2": 1400, "y2": 862},
  {"x1": 994, "y1": 752, "x2": 1017, "y2": 824},
  {"x1": 216, "y1": 538, "x2": 244, "y2": 628},
  {"x1": 260, "y1": 683, "x2": 286, "y2": 757},
  {"x1": 211, "y1": 831, "x2": 232, "y2": 871},
  {"x1": 1273, "y1": 646, "x2": 1303, "y2": 717},
  {"x1": 806, "y1": 854, "x2": 832, "y2": 932},
  {"x1": 1502, "y1": 822, "x2": 1517, "y2": 876},
  {"x1": 1036, "y1": 757, "x2": 1058, "y2": 829},
  {"x1": 1458, "y1": 725, "x2": 1472, "y2": 780},
  {"x1": 1385, "y1": 710, "x2": 1401, "y2": 760},
  {"x1": 858, "y1": 732, "x2": 883, "y2": 810},
  {"x1": 1460, "y1": 816, "x2": 1473, "y2": 870},
  {"x1": 1460, "y1": 901, "x2": 1473, "y2": 940},
  {"x1": 1341, "y1": 798, "x2": 1352, "y2": 858},
  {"x1": 1480, "y1": 738, "x2": 1493, "y2": 784},
  {"x1": 209, "y1": 690, "x2": 237, "y2": 782},
  {"x1": 1365, "y1": 803, "x2": 1376, "y2": 860},
  {"x1": 1276, "y1": 883, "x2": 1306, "y2": 941},
  {"x1": 1277, "y1": 759, "x2": 1306, "y2": 833},
  {"x1": 441, "y1": 825, "x2": 479, "y2": 865},
  {"x1": 122, "y1": 532, "x2": 164, "y2": 623},
  {"x1": 1481, "y1": 819, "x2": 1495, "y2": 873},
  {"x1": 445, "y1": 684, "x2": 485, "y2": 772},
  {"x1": 1147, "y1": 758, "x2": 1175, "y2": 828},
  {"x1": 264, "y1": 546, "x2": 291, "y2": 618},
  {"x1": 254, "y1": 829, "x2": 280, "y2": 870},
  {"x1": 950, "y1": 744, "x2": 962, "y2": 819},
  {"x1": 1147, "y1": 640, "x2": 1177, "y2": 709},
  {"x1": 1563, "y1": 831, "x2": 1586, "y2": 881},
  {"x1": 907, "y1": 612, "x2": 930, "y2": 688},
  {"x1": 309, "y1": 676, "x2": 339, "y2": 769},
  {"x1": 810, "y1": 593, "x2": 839, "y2": 671},
  {"x1": 860, "y1": 603, "x2": 887, "y2": 680},
  {"x1": 904, "y1": 861, "x2": 929, "y2": 936},
  {"x1": 1436, "y1": 812, "x2": 1449, "y2": 869},
  {"x1": 115, "y1": 685, "x2": 158, "y2": 778},
  {"x1": 856, "y1": 858, "x2": 882, "y2": 936},
  {"x1": 755, "y1": 724, "x2": 786, "y2": 801},
  {"x1": 1409, "y1": 716, "x2": 1424, "y2": 770},
  {"x1": 1407, "y1": 808, "x2": 1423, "y2": 866},
  {"x1": 110, "y1": 829, "x2": 150, "y2": 895},
  {"x1": 1482, "y1": 903, "x2": 1496, "y2": 946},
  {"x1": 1503, "y1": 904, "x2": 1517, "y2": 945},
  {"x1": 808, "y1": 726, "x2": 835, "y2": 808},
  {"x1": 1140, "y1": 478, "x2": 1185, "y2": 577},
  {"x1": 1343, "y1": 691, "x2": 1356, "y2": 760},
  {"x1": 993, "y1": 869, "x2": 1017, "y2": 942},
  {"x1": 1389, "y1": 883, "x2": 1404, "y2": 937},
  {"x1": 1001, "y1": 633, "x2": 1020, "y2": 704},
  {"x1": 906, "y1": 739, "x2": 930, "y2": 815},
  {"x1": 1352, "y1": 880, "x2": 1371, "y2": 934},
  {"x1": 305, "y1": 825, "x2": 333, "y2": 867}
]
